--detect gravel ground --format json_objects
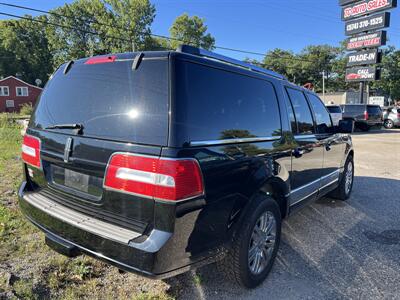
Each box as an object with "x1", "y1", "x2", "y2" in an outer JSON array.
[{"x1": 171, "y1": 128, "x2": 400, "y2": 299}]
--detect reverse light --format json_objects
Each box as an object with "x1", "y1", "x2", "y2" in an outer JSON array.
[
  {"x1": 103, "y1": 153, "x2": 204, "y2": 201},
  {"x1": 22, "y1": 134, "x2": 41, "y2": 168}
]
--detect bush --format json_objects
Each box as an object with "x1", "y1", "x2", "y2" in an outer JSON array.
[{"x1": 19, "y1": 103, "x2": 33, "y2": 116}]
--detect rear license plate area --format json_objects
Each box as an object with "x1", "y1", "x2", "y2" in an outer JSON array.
[
  {"x1": 51, "y1": 165, "x2": 103, "y2": 198},
  {"x1": 64, "y1": 169, "x2": 89, "y2": 192}
]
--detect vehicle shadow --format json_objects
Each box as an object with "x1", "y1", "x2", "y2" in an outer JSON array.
[
  {"x1": 164, "y1": 176, "x2": 400, "y2": 299},
  {"x1": 351, "y1": 128, "x2": 400, "y2": 135}
]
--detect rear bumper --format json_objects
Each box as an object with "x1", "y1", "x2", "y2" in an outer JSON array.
[
  {"x1": 18, "y1": 182, "x2": 221, "y2": 279},
  {"x1": 354, "y1": 120, "x2": 383, "y2": 127}
]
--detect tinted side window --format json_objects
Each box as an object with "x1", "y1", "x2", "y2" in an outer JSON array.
[
  {"x1": 367, "y1": 105, "x2": 382, "y2": 114},
  {"x1": 307, "y1": 94, "x2": 332, "y2": 134},
  {"x1": 175, "y1": 61, "x2": 282, "y2": 142},
  {"x1": 285, "y1": 97, "x2": 297, "y2": 133},
  {"x1": 285, "y1": 88, "x2": 314, "y2": 135}
]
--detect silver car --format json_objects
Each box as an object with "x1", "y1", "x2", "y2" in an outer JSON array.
[
  {"x1": 383, "y1": 107, "x2": 400, "y2": 129},
  {"x1": 326, "y1": 105, "x2": 343, "y2": 126}
]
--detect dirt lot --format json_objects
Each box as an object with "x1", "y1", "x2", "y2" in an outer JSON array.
[{"x1": 1, "y1": 116, "x2": 399, "y2": 299}]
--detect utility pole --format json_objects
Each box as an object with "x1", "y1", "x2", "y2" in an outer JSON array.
[
  {"x1": 322, "y1": 70, "x2": 326, "y2": 102},
  {"x1": 359, "y1": 82, "x2": 364, "y2": 104}
]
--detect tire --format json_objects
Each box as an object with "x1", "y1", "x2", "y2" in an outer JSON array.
[
  {"x1": 218, "y1": 194, "x2": 281, "y2": 288},
  {"x1": 384, "y1": 119, "x2": 394, "y2": 129},
  {"x1": 330, "y1": 155, "x2": 354, "y2": 201}
]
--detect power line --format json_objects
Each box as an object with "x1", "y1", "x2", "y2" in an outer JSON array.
[{"x1": 0, "y1": 3, "x2": 333, "y2": 64}]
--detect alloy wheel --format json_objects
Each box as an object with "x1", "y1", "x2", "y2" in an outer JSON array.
[
  {"x1": 345, "y1": 161, "x2": 353, "y2": 195},
  {"x1": 248, "y1": 211, "x2": 277, "y2": 275}
]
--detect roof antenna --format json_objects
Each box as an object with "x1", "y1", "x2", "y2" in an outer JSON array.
[
  {"x1": 63, "y1": 60, "x2": 74, "y2": 75},
  {"x1": 132, "y1": 52, "x2": 144, "y2": 70}
]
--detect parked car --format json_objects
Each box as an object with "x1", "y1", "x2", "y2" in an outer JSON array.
[
  {"x1": 19, "y1": 45, "x2": 355, "y2": 288},
  {"x1": 326, "y1": 105, "x2": 343, "y2": 126},
  {"x1": 382, "y1": 107, "x2": 400, "y2": 129},
  {"x1": 340, "y1": 104, "x2": 383, "y2": 131}
]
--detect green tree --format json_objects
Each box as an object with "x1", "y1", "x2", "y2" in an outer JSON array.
[
  {"x1": 46, "y1": 0, "x2": 108, "y2": 67},
  {"x1": 99, "y1": 0, "x2": 156, "y2": 52},
  {"x1": 169, "y1": 13, "x2": 215, "y2": 50},
  {"x1": 373, "y1": 47, "x2": 400, "y2": 100},
  {"x1": 0, "y1": 15, "x2": 53, "y2": 84},
  {"x1": 46, "y1": 0, "x2": 155, "y2": 67}
]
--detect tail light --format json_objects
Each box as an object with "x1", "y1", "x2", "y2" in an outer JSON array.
[
  {"x1": 22, "y1": 134, "x2": 41, "y2": 168},
  {"x1": 104, "y1": 153, "x2": 204, "y2": 201},
  {"x1": 397, "y1": 113, "x2": 400, "y2": 119},
  {"x1": 364, "y1": 111, "x2": 369, "y2": 120}
]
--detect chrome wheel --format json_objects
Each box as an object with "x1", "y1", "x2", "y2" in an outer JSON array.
[
  {"x1": 248, "y1": 211, "x2": 276, "y2": 275},
  {"x1": 345, "y1": 161, "x2": 353, "y2": 195},
  {"x1": 384, "y1": 120, "x2": 394, "y2": 129}
]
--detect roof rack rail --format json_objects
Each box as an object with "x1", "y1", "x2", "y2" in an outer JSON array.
[{"x1": 176, "y1": 44, "x2": 286, "y2": 80}]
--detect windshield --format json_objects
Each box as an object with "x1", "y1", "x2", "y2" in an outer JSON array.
[{"x1": 30, "y1": 58, "x2": 169, "y2": 145}]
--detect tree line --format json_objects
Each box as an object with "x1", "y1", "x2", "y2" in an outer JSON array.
[{"x1": 0, "y1": 0, "x2": 398, "y2": 100}]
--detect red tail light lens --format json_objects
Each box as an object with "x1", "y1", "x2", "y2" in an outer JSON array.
[
  {"x1": 85, "y1": 55, "x2": 117, "y2": 65},
  {"x1": 364, "y1": 111, "x2": 369, "y2": 120},
  {"x1": 103, "y1": 153, "x2": 204, "y2": 201},
  {"x1": 22, "y1": 134, "x2": 41, "y2": 168}
]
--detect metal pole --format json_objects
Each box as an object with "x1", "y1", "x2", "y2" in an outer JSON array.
[
  {"x1": 359, "y1": 82, "x2": 365, "y2": 104},
  {"x1": 322, "y1": 70, "x2": 325, "y2": 102},
  {"x1": 366, "y1": 83, "x2": 370, "y2": 104}
]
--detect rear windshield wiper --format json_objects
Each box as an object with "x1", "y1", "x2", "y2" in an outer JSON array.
[{"x1": 45, "y1": 123, "x2": 84, "y2": 134}]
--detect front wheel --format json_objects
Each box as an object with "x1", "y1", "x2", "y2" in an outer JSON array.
[
  {"x1": 218, "y1": 195, "x2": 281, "y2": 288},
  {"x1": 384, "y1": 119, "x2": 394, "y2": 129},
  {"x1": 330, "y1": 155, "x2": 354, "y2": 200}
]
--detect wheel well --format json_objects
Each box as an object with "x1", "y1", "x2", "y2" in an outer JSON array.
[
  {"x1": 260, "y1": 182, "x2": 288, "y2": 219},
  {"x1": 348, "y1": 150, "x2": 354, "y2": 159}
]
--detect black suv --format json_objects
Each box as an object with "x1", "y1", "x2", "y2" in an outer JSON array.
[
  {"x1": 19, "y1": 45, "x2": 355, "y2": 288},
  {"x1": 340, "y1": 104, "x2": 383, "y2": 131}
]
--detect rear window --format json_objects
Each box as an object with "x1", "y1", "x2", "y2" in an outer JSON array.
[
  {"x1": 174, "y1": 60, "x2": 282, "y2": 142},
  {"x1": 367, "y1": 105, "x2": 382, "y2": 114},
  {"x1": 327, "y1": 106, "x2": 342, "y2": 113},
  {"x1": 342, "y1": 105, "x2": 365, "y2": 113},
  {"x1": 31, "y1": 58, "x2": 169, "y2": 145}
]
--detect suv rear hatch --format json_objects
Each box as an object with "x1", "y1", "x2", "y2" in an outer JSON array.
[
  {"x1": 366, "y1": 105, "x2": 383, "y2": 122},
  {"x1": 25, "y1": 52, "x2": 169, "y2": 234}
]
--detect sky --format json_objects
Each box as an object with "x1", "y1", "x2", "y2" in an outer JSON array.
[{"x1": 0, "y1": 0, "x2": 399, "y2": 61}]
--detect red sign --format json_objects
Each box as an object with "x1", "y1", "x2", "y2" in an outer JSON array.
[
  {"x1": 345, "y1": 66, "x2": 379, "y2": 82},
  {"x1": 342, "y1": 0, "x2": 397, "y2": 20},
  {"x1": 346, "y1": 31, "x2": 386, "y2": 50}
]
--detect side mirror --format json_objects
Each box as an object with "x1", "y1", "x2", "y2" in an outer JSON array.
[{"x1": 337, "y1": 119, "x2": 354, "y2": 133}]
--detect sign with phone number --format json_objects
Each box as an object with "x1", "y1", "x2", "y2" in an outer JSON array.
[{"x1": 345, "y1": 12, "x2": 390, "y2": 35}]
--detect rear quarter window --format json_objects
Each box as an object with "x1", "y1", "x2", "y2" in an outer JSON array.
[{"x1": 174, "y1": 60, "x2": 282, "y2": 142}]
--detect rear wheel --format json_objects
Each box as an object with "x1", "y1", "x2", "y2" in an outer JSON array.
[
  {"x1": 384, "y1": 119, "x2": 394, "y2": 129},
  {"x1": 219, "y1": 195, "x2": 281, "y2": 288},
  {"x1": 330, "y1": 155, "x2": 354, "y2": 200}
]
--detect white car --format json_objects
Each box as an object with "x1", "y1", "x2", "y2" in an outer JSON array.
[{"x1": 326, "y1": 105, "x2": 343, "y2": 126}]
